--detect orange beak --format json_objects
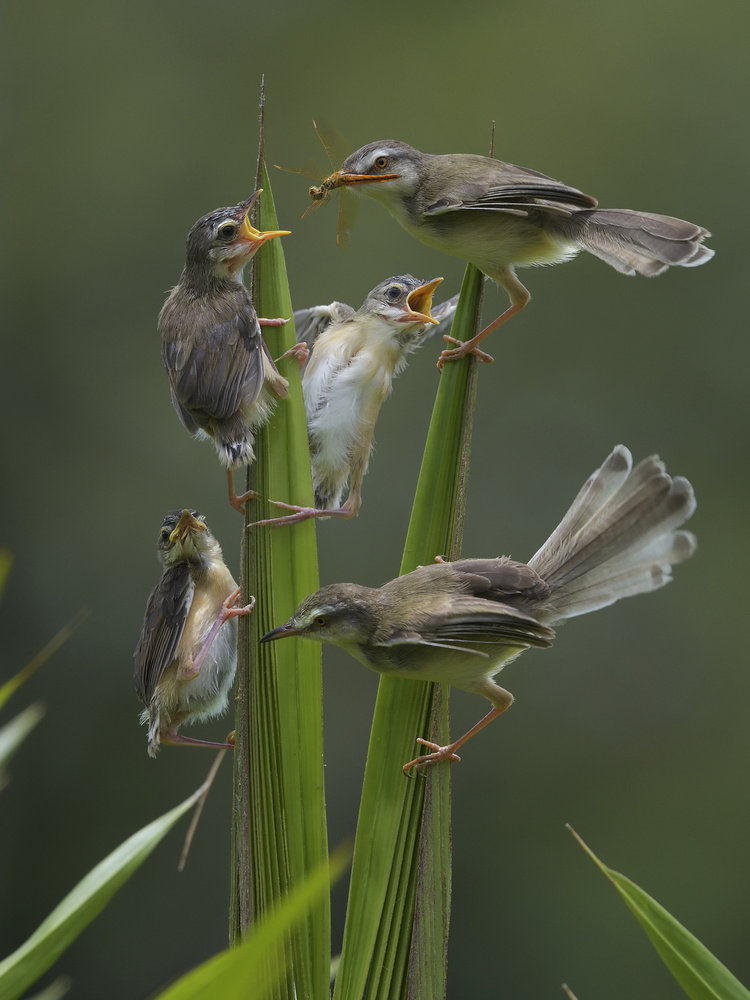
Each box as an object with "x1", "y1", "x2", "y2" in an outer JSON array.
[
  {"x1": 238, "y1": 189, "x2": 291, "y2": 247},
  {"x1": 403, "y1": 277, "x2": 444, "y2": 324}
]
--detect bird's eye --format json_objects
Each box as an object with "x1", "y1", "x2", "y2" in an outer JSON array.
[
  {"x1": 314, "y1": 615, "x2": 327, "y2": 627},
  {"x1": 374, "y1": 156, "x2": 389, "y2": 170},
  {"x1": 160, "y1": 530, "x2": 171, "y2": 542},
  {"x1": 217, "y1": 222, "x2": 237, "y2": 242},
  {"x1": 386, "y1": 285, "x2": 402, "y2": 301}
]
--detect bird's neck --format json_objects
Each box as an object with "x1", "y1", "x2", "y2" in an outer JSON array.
[{"x1": 182, "y1": 261, "x2": 247, "y2": 297}]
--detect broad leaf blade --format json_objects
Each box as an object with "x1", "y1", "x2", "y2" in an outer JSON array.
[
  {"x1": 231, "y1": 144, "x2": 328, "y2": 1000},
  {"x1": 334, "y1": 264, "x2": 485, "y2": 1000}
]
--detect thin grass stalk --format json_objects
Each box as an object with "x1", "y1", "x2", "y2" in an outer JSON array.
[{"x1": 334, "y1": 263, "x2": 485, "y2": 1000}]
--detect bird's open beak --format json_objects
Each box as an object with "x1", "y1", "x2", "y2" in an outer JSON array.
[
  {"x1": 238, "y1": 189, "x2": 291, "y2": 247},
  {"x1": 170, "y1": 509, "x2": 207, "y2": 544},
  {"x1": 404, "y1": 277, "x2": 444, "y2": 325},
  {"x1": 259, "y1": 622, "x2": 302, "y2": 643}
]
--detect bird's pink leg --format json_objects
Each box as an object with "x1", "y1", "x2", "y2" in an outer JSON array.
[
  {"x1": 250, "y1": 501, "x2": 356, "y2": 530},
  {"x1": 177, "y1": 590, "x2": 255, "y2": 681},
  {"x1": 276, "y1": 342, "x2": 310, "y2": 371},
  {"x1": 160, "y1": 731, "x2": 235, "y2": 751},
  {"x1": 258, "y1": 316, "x2": 289, "y2": 327}
]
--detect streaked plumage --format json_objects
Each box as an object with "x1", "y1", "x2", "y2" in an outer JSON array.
[
  {"x1": 319, "y1": 141, "x2": 713, "y2": 366},
  {"x1": 134, "y1": 509, "x2": 253, "y2": 757},
  {"x1": 262, "y1": 446, "x2": 696, "y2": 771},
  {"x1": 159, "y1": 191, "x2": 290, "y2": 511}
]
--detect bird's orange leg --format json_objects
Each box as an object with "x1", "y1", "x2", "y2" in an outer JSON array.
[
  {"x1": 228, "y1": 469, "x2": 261, "y2": 514},
  {"x1": 403, "y1": 686, "x2": 513, "y2": 775},
  {"x1": 437, "y1": 272, "x2": 531, "y2": 370}
]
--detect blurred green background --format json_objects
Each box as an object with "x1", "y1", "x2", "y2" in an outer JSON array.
[{"x1": 2, "y1": 0, "x2": 748, "y2": 997}]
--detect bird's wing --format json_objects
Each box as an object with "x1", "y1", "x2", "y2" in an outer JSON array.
[
  {"x1": 423, "y1": 163, "x2": 597, "y2": 218},
  {"x1": 449, "y1": 558, "x2": 551, "y2": 600},
  {"x1": 378, "y1": 596, "x2": 554, "y2": 652},
  {"x1": 163, "y1": 300, "x2": 265, "y2": 420},
  {"x1": 133, "y1": 564, "x2": 194, "y2": 703},
  {"x1": 293, "y1": 301, "x2": 356, "y2": 346}
]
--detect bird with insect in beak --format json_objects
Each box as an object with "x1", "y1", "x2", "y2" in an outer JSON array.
[
  {"x1": 262, "y1": 446, "x2": 696, "y2": 773},
  {"x1": 159, "y1": 191, "x2": 291, "y2": 512},
  {"x1": 254, "y1": 275, "x2": 457, "y2": 528},
  {"x1": 133, "y1": 509, "x2": 254, "y2": 757},
  {"x1": 312, "y1": 140, "x2": 713, "y2": 369}
]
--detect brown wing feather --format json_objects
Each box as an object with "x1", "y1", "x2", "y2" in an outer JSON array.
[{"x1": 133, "y1": 563, "x2": 194, "y2": 703}]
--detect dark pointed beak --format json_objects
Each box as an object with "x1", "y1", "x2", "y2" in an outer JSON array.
[{"x1": 260, "y1": 622, "x2": 302, "y2": 643}]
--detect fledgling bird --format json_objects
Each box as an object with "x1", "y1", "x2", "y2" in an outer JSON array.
[
  {"x1": 159, "y1": 190, "x2": 291, "y2": 512},
  {"x1": 133, "y1": 509, "x2": 254, "y2": 757},
  {"x1": 261, "y1": 446, "x2": 696, "y2": 772},
  {"x1": 255, "y1": 275, "x2": 457, "y2": 528},
  {"x1": 314, "y1": 140, "x2": 713, "y2": 368}
]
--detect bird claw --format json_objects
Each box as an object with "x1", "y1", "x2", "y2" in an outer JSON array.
[
  {"x1": 276, "y1": 342, "x2": 310, "y2": 371},
  {"x1": 249, "y1": 501, "x2": 320, "y2": 528},
  {"x1": 220, "y1": 588, "x2": 255, "y2": 623},
  {"x1": 250, "y1": 500, "x2": 355, "y2": 529},
  {"x1": 437, "y1": 335, "x2": 494, "y2": 371},
  {"x1": 258, "y1": 316, "x2": 290, "y2": 327},
  {"x1": 402, "y1": 737, "x2": 461, "y2": 775}
]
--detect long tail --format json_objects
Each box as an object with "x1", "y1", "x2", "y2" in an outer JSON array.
[
  {"x1": 528, "y1": 446, "x2": 696, "y2": 622},
  {"x1": 571, "y1": 209, "x2": 713, "y2": 276}
]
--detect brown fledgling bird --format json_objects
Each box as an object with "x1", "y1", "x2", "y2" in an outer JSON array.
[
  {"x1": 159, "y1": 190, "x2": 291, "y2": 512},
  {"x1": 261, "y1": 446, "x2": 696, "y2": 773},
  {"x1": 314, "y1": 140, "x2": 713, "y2": 368},
  {"x1": 255, "y1": 275, "x2": 457, "y2": 528},
  {"x1": 134, "y1": 509, "x2": 254, "y2": 757}
]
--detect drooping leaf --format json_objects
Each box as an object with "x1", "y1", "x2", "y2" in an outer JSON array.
[{"x1": 570, "y1": 827, "x2": 750, "y2": 1000}]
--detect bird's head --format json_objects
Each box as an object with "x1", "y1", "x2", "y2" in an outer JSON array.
[
  {"x1": 327, "y1": 141, "x2": 425, "y2": 202},
  {"x1": 362, "y1": 275, "x2": 443, "y2": 328},
  {"x1": 184, "y1": 190, "x2": 290, "y2": 281},
  {"x1": 260, "y1": 584, "x2": 381, "y2": 653},
  {"x1": 157, "y1": 509, "x2": 220, "y2": 568}
]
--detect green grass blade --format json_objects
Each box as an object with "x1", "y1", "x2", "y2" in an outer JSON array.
[
  {"x1": 0, "y1": 788, "x2": 205, "y2": 1000},
  {"x1": 0, "y1": 703, "x2": 45, "y2": 779},
  {"x1": 334, "y1": 264, "x2": 484, "y2": 1000},
  {"x1": 155, "y1": 846, "x2": 349, "y2": 1000},
  {"x1": 0, "y1": 611, "x2": 88, "y2": 712},
  {"x1": 230, "y1": 146, "x2": 328, "y2": 1000},
  {"x1": 570, "y1": 827, "x2": 750, "y2": 1000}
]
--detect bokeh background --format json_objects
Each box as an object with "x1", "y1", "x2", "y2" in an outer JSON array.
[{"x1": 2, "y1": 1, "x2": 748, "y2": 997}]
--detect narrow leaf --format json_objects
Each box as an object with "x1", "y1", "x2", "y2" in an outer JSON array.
[
  {"x1": 0, "y1": 703, "x2": 45, "y2": 778},
  {"x1": 569, "y1": 826, "x2": 750, "y2": 1000},
  {"x1": 0, "y1": 788, "x2": 206, "y2": 1000},
  {"x1": 155, "y1": 845, "x2": 349, "y2": 1000},
  {"x1": 0, "y1": 611, "x2": 89, "y2": 712}
]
